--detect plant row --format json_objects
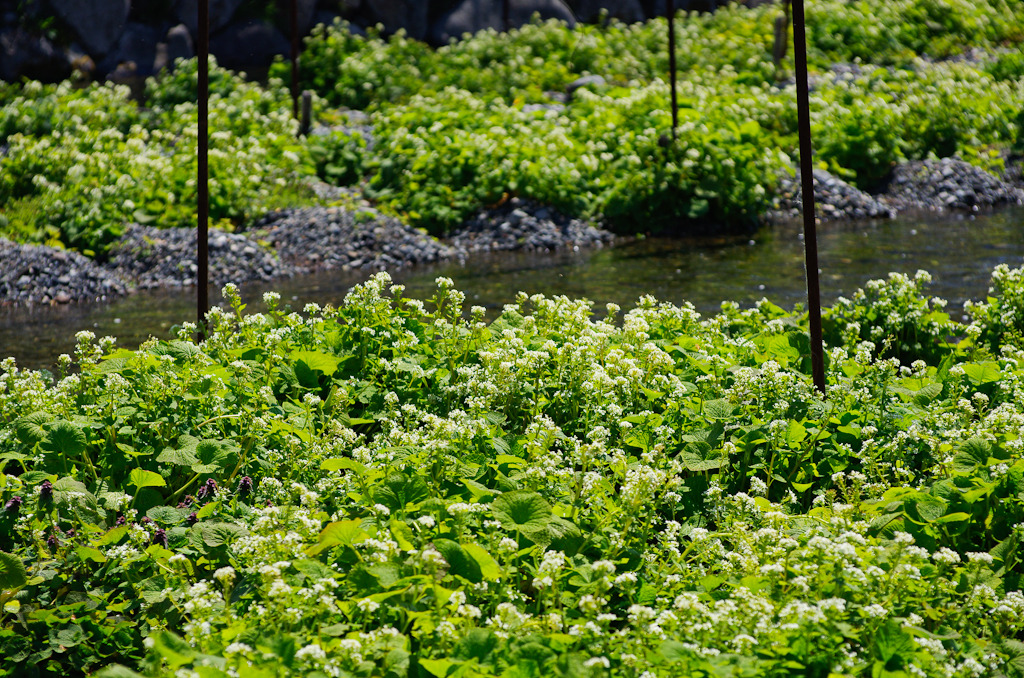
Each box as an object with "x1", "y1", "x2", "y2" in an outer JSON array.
[
  {"x1": 0, "y1": 61, "x2": 315, "y2": 256},
  {"x1": 3, "y1": 263, "x2": 1024, "y2": 675},
  {"x1": 2, "y1": 1, "x2": 1024, "y2": 251}
]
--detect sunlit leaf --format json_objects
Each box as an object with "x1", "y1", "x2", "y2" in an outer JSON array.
[
  {"x1": 492, "y1": 490, "x2": 553, "y2": 532},
  {"x1": 129, "y1": 468, "x2": 166, "y2": 490}
]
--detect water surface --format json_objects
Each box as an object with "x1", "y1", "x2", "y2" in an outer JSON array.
[{"x1": 3, "y1": 207, "x2": 1022, "y2": 371}]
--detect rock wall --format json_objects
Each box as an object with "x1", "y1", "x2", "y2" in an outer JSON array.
[{"x1": 0, "y1": 0, "x2": 756, "y2": 84}]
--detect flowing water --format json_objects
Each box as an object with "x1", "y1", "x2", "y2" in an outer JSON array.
[{"x1": 3, "y1": 206, "x2": 1023, "y2": 372}]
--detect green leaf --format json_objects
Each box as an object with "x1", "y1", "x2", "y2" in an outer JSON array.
[
  {"x1": 49, "y1": 624, "x2": 86, "y2": 649},
  {"x1": 292, "y1": 350, "x2": 344, "y2": 375},
  {"x1": 374, "y1": 472, "x2": 431, "y2": 513},
  {"x1": 462, "y1": 543, "x2": 501, "y2": 581},
  {"x1": 94, "y1": 666, "x2": 147, "y2": 678},
  {"x1": 384, "y1": 648, "x2": 411, "y2": 677},
  {"x1": 679, "y1": 441, "x2": 726, "y2": 472},
  {"x1": 14, "y1": 412, "x2": 48, "y2": 446},
  {"x1": 157, "y1": 445, "x2": 198, "y2": 467},
  {"x1": 390, "y1": 518, "x2": 415, "y2": 551},
  {"x1": 963, "y1": 361, "x2": 1001, "y2": 386},
  {"x1": 0, "y1": 550, "x2": 28, "y2": 589},
  {"x1": 192, "y1": 439, "x2": 234, "y2": 474},
  {"x1": 874, "y1": 620, "x2": 915, "y2": 663},
  {"x1": 153, "y1": 340, "x2": 202, "y2": 363},
  {"x1": 321, "y1": 457, "x2": 367, "y2": 474},
  {"x1": 147, "y1": 505, "x2": 187, "y2": 525},
  {"x1": 491, "y1": 490, "x2": 553, "y2": 532},
  {"x1": 952, "y1": 437, "x2": 992, "y2": 474},
  {"x1": 433, "y1": 538, "x2": 482, "y2": 583},
  {"x1": 96, "y1": 525, "x2": 130, "y2": 546},
  {"x1": 307, "y1": 520, "x2": 367, "y2": 556},
  {"x1": 454, "y1": 628, "x2": 496, "y2": 662},
  {"x1": 702, "y1": 399, "x2": 736, "y2": 420},
  {"x1": 935, "y1": 512, "x2": 971, "y2": 525},
  {"x1": 198, "y1": 522, "x2": 248, "y2": 548},
  {"x1": 129, "y1": 468, "x2": 166, "y2": 490},
  {"x1": 75, "y1": 546, "x2": 107, "y2": 563},
  {"x1": 660, "y1": 640, "x2": 692, "y2": 662},
  {"x1": 419, "y1": 658, "x2": 456, "y2": 677},
  {"x1": 785, "y1": 420, "x2": 808, "y2": 446},
  {"x1": 151, "y1": 631, "x2": 197, "y2": 669},
  {"x1": 42, "y1": 420, "x2": 87, "y2": 456}
]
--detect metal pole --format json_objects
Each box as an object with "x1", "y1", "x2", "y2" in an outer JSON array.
[
  {"x1": 792, "y1": 0, "x2": 826, "y2": 394},
  {"x1": 291, "y1": 0, "x2": 300, "y2": 118},
  {"x1": 197, "y1": 0, "x2": 209, "y2": 330},
  {"x1": 502, "y1": 0, "x2": 510, "y2": 31},
  {"x1": 668, "y1": 0, "x2": 678, "y2": 141}
]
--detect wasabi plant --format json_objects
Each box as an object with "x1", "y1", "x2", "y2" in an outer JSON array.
[{"x1": 4, "y1": 265, "x2": 1024, "y2": 675}]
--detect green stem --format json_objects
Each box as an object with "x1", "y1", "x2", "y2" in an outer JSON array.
[{"x1": 168, "y1": 472, "x2": 202, "y2": 505}]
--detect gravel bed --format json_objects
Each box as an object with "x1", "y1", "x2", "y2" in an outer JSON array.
[
  {"x1": 107, "y1": 224, "x2": 295, "y2": 290},
  {"x1": 2, "y1": 154, "x2": 1022, "y2": 308},
  {"x1": 251, "y1": 205, "x2": 458, "y2": 272},
  {"x1": 0, "y1": 237, "x2": 128, "y2": 307},
  {"x1": 449, "y1": 197, "x2": 614, "y2": 253},
  {"x1": 879, "y1": 157, "x2": 1024, "y2": 212},
  {"x1": 769, "y1": 167, "x2": 895, "y2": 222}
]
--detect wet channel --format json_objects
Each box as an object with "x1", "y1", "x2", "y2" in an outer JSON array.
[{"x1": 2, "y1": 206, "x2": 1023, "y2": 372}]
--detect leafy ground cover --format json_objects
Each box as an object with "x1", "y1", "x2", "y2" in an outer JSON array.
[
  {"x1": 282, "y1": 0, "x2": 1024, "y2": 231},
  {"x1": 4, "y1": 263, "x2": 1024, "y2": 676},
  {"x1": 0, "y1": 61, "x2": 315, "y2": 256},
  {"x1": 2, "y1": 1, "x2": 1024, "y2": 252}
]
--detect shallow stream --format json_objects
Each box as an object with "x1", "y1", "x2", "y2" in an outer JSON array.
[{"x1": 3, "y1": 206, "x2": 1023, "y2": 372}]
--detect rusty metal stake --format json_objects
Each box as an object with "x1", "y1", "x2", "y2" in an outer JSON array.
[
  {"x1": 197, "y1": 0, "x2": 209, "y2": 332},
  {"x1": 792, "y1": 0, "x2": 826, "y2": 394},
  {"x1": 668, "y1": 0, "x2": 678, "y2": 141},
  {"x1": 290, "y1": 0, "x2": 300, "y2": 118}
]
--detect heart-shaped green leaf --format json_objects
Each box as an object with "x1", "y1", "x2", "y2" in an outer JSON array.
[
  {"x1": 492, "y1": 490, "x2": 553, "y2": 532},
  {"x1": 129, "y1": 468, "x2": 166, "y2": 490}
]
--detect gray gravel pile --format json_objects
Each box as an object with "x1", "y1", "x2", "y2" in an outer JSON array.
[
  {"x1": 880, "y1": 157, "x2": 1024, "y2": 212},
  {"x1": 252, "y1": 206, "x2": 458, "y2": 272},
  {"x1": 450, "y1": 197, "x2": 614, "y2": 253},
  {"x1": 107, "y1": 224, "x2": 294, "y2": 289},
  {"x1": 3, "y1": 152, "x2": 1021, "y2": 308},
  {"x1": 770, "y1": 168, "x2": 895, "y2": 222},
  {"x1": 0, "y1": 237, "x2": 128, "y2": 306}
]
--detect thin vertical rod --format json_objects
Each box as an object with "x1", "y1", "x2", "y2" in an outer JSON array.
[
  {"x1": 792, "y1": 0, "x2": 826, "y2": 394},
  {"x1": 197, "y1": 0, "x2": 210, "y2": 329},
  {"x1": 502, "y1": 0, "x2": 510, "y2": 31},
  {"x1": 667, "y1": 0, "x2": 678, "y2": 141},
  {"x1": 291, "y1": 0, "x2": 300, "y2": 118}
]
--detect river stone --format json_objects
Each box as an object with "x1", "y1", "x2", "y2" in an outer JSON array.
[
  {"x1": 569, "y1": 0, "x2": 646, "y2": 23},
  {"x1": 639, "y1": 0, "x2": 721, "y2": 15},
  {"x1": 273, "y1": 0, "x2": 319, "y2": 35},
  {"x1": 164, "y1": 24, "x2": 195, "y2": 66},
  {"x1": 174, "y1": 0, "x2": 246, "y2": 36},
  {"x1": 771, "y1": 167, "x2": 895, "y2": 222},
  {"x1": 449, "y1": 196, "x2": 613, "y2": 253},
  {"x1": 430, "y1": 0, "x2": 576, "y2": 43},
  {"x1": 363, "y1": 0, "x2": 430, "y2": 40},
  {"x1": 251, "y1": 205, "x2": 458, "y2": 273},
  {"x1": 210, "y1": 20, "x2": 290, "y2": 71},
  {"x1": 0, "y1": 238, "x2": 128, "y2": 307},
  {"x1": 566, "y1": 74, "x2": 606, "y2": 96},
  {"x1": 0, "y1": 29, "x2": 71, "y2": 82},
  {"x1": 107, "y1": 224, "x2": 293, "y2": 290},
  {"x1": 49, "y1": 0, "x2": 129, "y2": 55},
  {"x1": 97, "y1": 21, "x2": 161, "y2": 78},
  {"x1": 881, "y1": 158, "x2": 1024, "y2": 213}
]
